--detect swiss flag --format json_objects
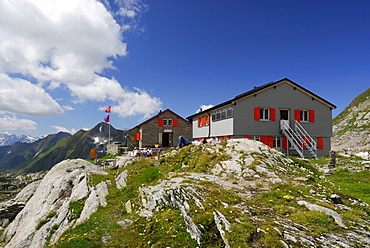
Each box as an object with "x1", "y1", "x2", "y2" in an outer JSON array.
[{"x1": 105, "y1": 106, "x2": 111, "y2": 113}]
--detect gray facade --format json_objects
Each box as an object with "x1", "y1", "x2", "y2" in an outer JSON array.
[
  {"x1": 127, "y1": 109, "x2": 191, "y2": 150},
  {"x1": 188, "y1": 79, "x2": 336, "y2": 157}
]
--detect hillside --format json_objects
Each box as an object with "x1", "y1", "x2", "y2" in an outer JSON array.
[
  {"x1": 19, "y1": 122, "x2": 126, "y2": 173},
  {"x1": 332, "y1": 87, "x2": 370, "y2": 153},
  {"x1": 1, "y1": 139, "x2": 370, "y2": 247},
  {"x1": 0, "y1": 132, "x2": 71, "y2": 173},
  {"x1": 0, "y1": 123, "x2": 126, "y2": 174}
]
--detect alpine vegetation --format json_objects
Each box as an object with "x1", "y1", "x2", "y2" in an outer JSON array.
[{"x1": 1, "y1": 139, "x2": 370, "y2": 247}]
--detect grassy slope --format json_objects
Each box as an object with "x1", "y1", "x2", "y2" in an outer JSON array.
[
  {"x1": 333, "y1": 88, "x2": 370, "y2": 135},
  {"x1": 47, "y1": 145, "x2": 370, "y2": 248}
]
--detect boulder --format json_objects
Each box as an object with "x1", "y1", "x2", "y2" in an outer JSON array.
[{"x1": 1, "y1": 159, "x2": 107, "y2": 248}]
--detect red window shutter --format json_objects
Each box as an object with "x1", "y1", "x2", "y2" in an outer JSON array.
[
  {"x1": 270, "y1": 108, "x2": 276, "y2": 121},
  {"x1": 135, "y1": 132, "x2": 141, "y2": 141},
  {"x1": 206, "y1": 115, "x2": 210, "y2": 125},
  {"x1": 219, "y1": 136, "x2": 224, "y2": 141},
  {"x1": 172, "y1": 119, "x2": 178, "y2": 127},
  {"x1": 294, "y1": 109, "x2": 301, "y2": 122},
  {"x1": 197, "y1": 118, "x2": 201, "y2": 127},
  {"x1": 282, "y1": 137, "x2": 288, "y2": 149},
  {"x1": 226, "y1": 136, "x2": 230, "y2": 140},
  {"x1": 244, "y1": 135, "x2": 251, "y2": 139},
  {"x1": 254, "y1": 107, "x2": 260, "y2": 120},
  {"x1": 158, "y1": 119, "x2": 164, "y2": 126},
  {"x1": 267, "y1": 136, "x2": 274, "y2": 148},
  {"x1": 260, "y1": 136, "x2": 267, "y2": 145},
  {"x1": 201, "y1": 116, "x2": 206, "y2": 126},
  {"x1": 317, "y1": 137, "x2": 324, "y2": 149},
  {"x1": 309, "y1": 110, "x2": 315, "y2": 123}
]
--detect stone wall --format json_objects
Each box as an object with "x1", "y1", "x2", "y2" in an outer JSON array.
[{"x1": 127, "y1": 110, "x2": 191, "y2": 150}]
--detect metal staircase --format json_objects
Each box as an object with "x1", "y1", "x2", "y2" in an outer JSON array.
[{"x1": 280, "y1": 120, "x2": 318, "y2": 159}]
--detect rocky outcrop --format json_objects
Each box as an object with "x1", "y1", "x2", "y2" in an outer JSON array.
[
  {"x1": 0, "y1": 159, "x2": 108, "y2": 248},
  {"x1": 0, "y1": 172, "x2": 45, "y2": 202},
  {"x1": 132, "y1": 139, "x2": 370, "y2": 247},
  {"x1": 1, "y1": 138, "x2": 370, "y2": 247},
  {"x1": 332, "y1": 88, "x2": 370, "y2": 154}
]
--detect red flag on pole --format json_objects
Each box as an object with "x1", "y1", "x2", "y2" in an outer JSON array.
[
  {"x1": 105, "y1": 106, "x2": 111, "y2": 113},
  {"x1": 104, "y1": 115, "x2": 110, "y2": 122}
]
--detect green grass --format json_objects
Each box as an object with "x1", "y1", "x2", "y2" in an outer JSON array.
[
  {"x1": 36, "y1": 211, "x2": 57, "y2": 230},
  {"x1": 49, "y1": 145, "x2": 370, "y2": 247},
  {"x1": 328, "y1": 169, "x2": 370, "y2": 205},
  {"x1": 68, "y1": 198, "x2": 86, "y2": 221}
]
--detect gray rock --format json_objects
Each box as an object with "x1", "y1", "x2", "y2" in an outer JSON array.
[
  {"x1": 330, "y1": 194, "x2": 344, "y2": 204},
  {"x1": 116, "y1": 170, "x2": 129, "y2": 189},
  {"x1": 1, "y1": 159, "x2": 107, "y2": 248},
  {"x1": 297, "y1": 200, "x2": 345, "y2": 228},
  {"x1": 213, "y1": 210, "x2": 231, "y2": 248}
]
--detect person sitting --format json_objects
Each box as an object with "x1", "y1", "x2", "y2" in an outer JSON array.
[
  {"x1": 147, "y1": 148, "x2": 153, "y2": 156},
  {"x1": 132, "y1": 147, "x2": 140, "y2": 157},
  {"x1": 142, "y1": 147, "x2": 148, "y2": 157}
]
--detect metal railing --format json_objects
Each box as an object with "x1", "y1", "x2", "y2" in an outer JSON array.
[{"x1": 280, "y1": 120, "x2": 318, "y2": 159}]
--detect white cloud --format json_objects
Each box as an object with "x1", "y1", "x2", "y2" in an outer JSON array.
[
  {"x1": 0, "y1": 73, "x2": 63, "y2": 116},
  {"x1": 62, "y1": 105, "x2": 75, "y2": 111},
  {"x1": 51, "y1": 125, "x2": 78, "y2": 135},
  {"x1": 0, "y1": 0, "x2": 159, "y2": 119},
  {"x1": 112, "y1": 88, "x2": 162, "y2": 119},
  {"x1": 0, "y1": 115, "x2": 37, "y2": 130},
  {"x1": 117, "y1": 8, "x2": 137, "y2": 18},
  {"x1": 197, "y1": 104, "x2": 214, "y2": 113}
]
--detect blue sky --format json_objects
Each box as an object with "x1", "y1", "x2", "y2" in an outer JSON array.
[{"x1": 0, "y1": 0, "x2": 369, "y2": 136}]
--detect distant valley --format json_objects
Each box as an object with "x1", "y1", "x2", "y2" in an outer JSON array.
[{"x1": 0, "y1": 123, "x2": 126, "y2": 174}]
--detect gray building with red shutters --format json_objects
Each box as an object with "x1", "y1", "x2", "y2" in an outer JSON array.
[{"x1": 187, "y1": 78, "x2": 336, "y2": 158}]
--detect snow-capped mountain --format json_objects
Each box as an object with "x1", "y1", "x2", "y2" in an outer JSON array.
[{"x1": 0, "y1": 133, "x2": 43, "y2": 146}]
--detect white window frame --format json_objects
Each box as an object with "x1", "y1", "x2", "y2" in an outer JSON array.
[
  {"x1": 211, "y1": 107, "x2": 233, "y2": 122},
  {"x1": 273, "y1": 137, "x2": 281, "y2": 148},
  {"x1": 163, "y1": 119, "x2": 173, "y2": 127},
  {"x1": 260, "y1": 108, "x2": 269, "y2": 120},
  {"x1": 300, "y1": 110, "x2": 309, "y2": 122}
]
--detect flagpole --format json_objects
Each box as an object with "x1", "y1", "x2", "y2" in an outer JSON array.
[
  {"x1": 109, "y1": 105, "x2": 111, "y2": 145},
  {"x1": 108, "y1": 121, "x2": 111, "y2": 145},
  {"x1": 104, "y1": 105, "x2": 112, "y2": 145}
]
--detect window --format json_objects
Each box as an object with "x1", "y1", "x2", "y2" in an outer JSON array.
[
  {"x1": 227, "y1": 108, "x2": 233, "y2": 118},
  {"x1": 300, "y1": 110, "x2": 309, "y2": 122},
  {"x1": 295, "y1": 109, "x2": 315, "y2": 122},
  {"x1": 159, "y1": 119, "x2": 177, "y2": 127},
  {"x1": 254, "y1": 107, "x2": 276, "y2": 121},
  {"x1": 211, "y1": 107, "x2": 233, "y2": 122},
  {"x1": 252, "y1": 136, "x2": 260, "y2": 142},
  {"x1": 260, "y1": 108, "x2": 269, "y2": 120},
  {"x1": 163, "y1": 119, "x2": 173, "y2": 126},
  {"x1": 274, "y1": 137, "x2": 281, "y2": 148}
]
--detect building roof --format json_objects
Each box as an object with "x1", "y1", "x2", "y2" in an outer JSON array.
[
  {"x1": 187, "y1": 78, "x2": 337, "y2": 119},
  {"x1": 128, "y1": 109, "x2": 190, "y2": 131}
]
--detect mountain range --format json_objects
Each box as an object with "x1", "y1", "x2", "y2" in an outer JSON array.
[
  {"x1": 0, "y1": 123, "x2": 126, "y2": 174},
  {"x1": 0, "y1": 133, "x2": 43, "y2": 146}
]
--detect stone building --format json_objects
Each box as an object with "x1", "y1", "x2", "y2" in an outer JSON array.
[{"x1": 126, "y1": 109, "x2": 191, "y2": 150}]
